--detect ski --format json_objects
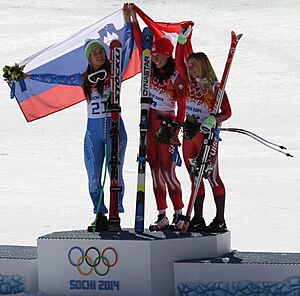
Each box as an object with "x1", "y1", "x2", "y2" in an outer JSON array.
[
  {"x1": 108, "y1": 39, "x2": 122, "y2": 232},
  {"x1": 134, "y1": 27, "x2": 153, "y2": 234},
  {"x1": 181, "y1": 31, "x2": 243, "y2": 234}
]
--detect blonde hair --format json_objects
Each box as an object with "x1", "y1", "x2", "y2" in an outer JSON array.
[{"x1": 187, "y1": 52, "x2": 217, "y2": 87}]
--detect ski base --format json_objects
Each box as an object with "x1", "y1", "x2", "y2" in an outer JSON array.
[
  {"x1": 134, "y1": 27, "x2": 153, "y2": 234},
  {"x1": 108, "y1": 39, "x2": 122, "y2": 226}
]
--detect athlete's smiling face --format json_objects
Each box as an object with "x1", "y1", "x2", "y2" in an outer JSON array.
[
  {"x1": 188, "y1": 58, "x2": 201, "y2": 79},
  {"x1": 90, "y1": 47, "x2": 106, "y2": 70},
  {"x1": 152, "y1": 53, "x2": 168, "y2": 69}
]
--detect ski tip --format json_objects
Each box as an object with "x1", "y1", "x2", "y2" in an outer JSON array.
[
  {"x1": 142, "y1": 27, "x2": 153, "y2": 35},
  {"x1": 110, "y1": 39, "x2": 121, "y2": 47},
  {"x1": 142, "y1": 27, "x2": 154, "y2": 50},
  {"x1": 231, "y1": 31, "x2": 243, "y2": 41},
  {"x1": 237, "y1": 33, "x2": 243, "y2": 40},
  {"x1": 286, "y1": 153, "x2": 294, "y2": 158}
]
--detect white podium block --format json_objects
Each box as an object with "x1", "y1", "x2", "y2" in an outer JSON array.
[
  {"x1": 37, "y1": 229, "x2": 230, "y2": 296},
  {"x1": 174, "y1": 251, "x2": 300, "y2": 295},
  {"x1": 0, "y1": 245, "x2": 38, "y2": 294}
]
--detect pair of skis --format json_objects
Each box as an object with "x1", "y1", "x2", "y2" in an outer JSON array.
[
  {"x1": 134, "y1": 28, "x2": 153, "y2": 234},
  {"x1": 107, "y1": 39, "x2": 122, "y2": 232}
]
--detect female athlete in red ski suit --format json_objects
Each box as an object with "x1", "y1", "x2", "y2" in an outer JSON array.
[
  {"x1": 131, "y1": 9, "x2": 187, "y2": 231},
  {"x1": 178, "y1": 46, "x2": 232, "y2": 232}
]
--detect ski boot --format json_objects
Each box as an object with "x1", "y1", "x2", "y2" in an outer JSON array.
[
  {"x1": 169, "y1": 213, "x2": 185, "y2": 231},
  {"x1": 187, "y1": 216, "x2": 206, "y2": 232},
  {"x1": 87, "y1": 214, "x2": 108, "y2": 232},
  {"x1": 149, "y1": 214, "x2": 169, "y2": 231},
  {"x1": 205, "y1": 217, "x2": 227, "y2": 233}
]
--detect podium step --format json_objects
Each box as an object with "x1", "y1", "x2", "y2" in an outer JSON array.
[
  {"x1": 0, "y1": 245, "x2": 38, "y2": 294},
  {"x1": 174, "y1": 251, "x2": 300, "y2": 295}
]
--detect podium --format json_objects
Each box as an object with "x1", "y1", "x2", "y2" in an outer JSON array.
[
  {"x1": 37, "y1": 229, "x2": 231, "y2": 296},
  {"x1": 2, "y1": 231, "x2": 299, "y2": 295}
]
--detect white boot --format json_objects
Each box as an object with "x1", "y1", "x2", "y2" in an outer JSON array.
[{"x1": 149, "y1": 214, "x2": 169, "y2": 231}]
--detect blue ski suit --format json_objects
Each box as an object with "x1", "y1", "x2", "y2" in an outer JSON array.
[{"x1": 30, "y1": 23, "x2": 134, "y2": 214}]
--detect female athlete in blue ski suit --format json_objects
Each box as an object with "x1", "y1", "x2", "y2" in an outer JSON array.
[{"x1": 27, "y1": 20, "x2": 134, "y2": 229}]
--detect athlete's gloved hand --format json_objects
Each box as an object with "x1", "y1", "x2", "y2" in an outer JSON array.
[
  {"x1": 156, "y1": 126, "x2": 171, "y2": 144},
  {"x1": 183, "y1": 115, "x2": 200, "y2": 140},
  {"x1": 177, "y1": 25, "x2": 192, "y2": 45},
  {"x1": 200, "y1": 115, "x2": 216, "y2": 134},
  {"x1": 156, "y1": 116, "x2": 181, "y2": 144}
]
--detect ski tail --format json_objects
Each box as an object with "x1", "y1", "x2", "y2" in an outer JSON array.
[
  {"x1": 108, "y1": 39, "x2": 123, "y2": 232},
  {"x1": 134, "y1": 27, "x2": 153, "y2": 234},
  {"x1": 181, "y1": 31, "x2": 242, "y2": 234}
]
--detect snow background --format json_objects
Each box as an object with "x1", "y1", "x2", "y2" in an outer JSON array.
[{"x1": 0, "y1": 0, "x2": 299, "y2": 260}]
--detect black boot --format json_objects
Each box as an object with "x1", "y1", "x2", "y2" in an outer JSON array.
[
  {"x1": 206, "y1": 217, "x2": 227, "y2": 233},
  {"x1": 87, "y1": 214, "x2": 108, "y2": 232},
  {"x1": 187, "y1": 216, "x2": 206, "y2": 232}
]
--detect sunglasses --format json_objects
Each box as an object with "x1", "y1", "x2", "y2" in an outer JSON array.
[{"x1": 88, "y1": 69, "x2": 107, "y2": 84}]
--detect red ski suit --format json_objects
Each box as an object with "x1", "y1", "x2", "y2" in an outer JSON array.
[
  {"x1": 175, "y1": 39, "x2": 232, "y2": 211},
  {"x1": 182, "y1": 80, "x2": 231, "y2": 199},
  {"x1": 147, "y1": 74, "x2": 187, "y2": 211},
  {"x1": 133, "y1": 22, "x2": 187, "y2": 211}
]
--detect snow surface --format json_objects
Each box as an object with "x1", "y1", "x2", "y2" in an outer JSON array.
[{"x1": 0, "y1": 0, "x2": 300, "y2": 266}]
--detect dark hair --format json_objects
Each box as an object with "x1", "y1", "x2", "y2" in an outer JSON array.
[
  {"x1": 82, "y1": 57, "x2": 110, "y2": 102},
  {"x1": 152, "y1": 57, "x2": 175, "y2": 83}
]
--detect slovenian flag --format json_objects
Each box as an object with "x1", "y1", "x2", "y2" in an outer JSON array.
[
  {"x1": 9, "y1": 5, "x2": 193, "y2": 122},
  {"x1": 10, "y1": 9, "x2": 138, "y2": 122}
]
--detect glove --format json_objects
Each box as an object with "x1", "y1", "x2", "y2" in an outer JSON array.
[
  {"x1": 156, "y1": 116, "x2": 181, "y2": 144},
  {"x1": 156, "y1": 125, "x2": 173, "y2": 144},
  {"x1": 200, "y1": 115, "x2": 216, "y2": 133},
  {"x1": 156, "y1": 125, "x2": 181, "y2": 144},
  {"x1": 177, "y1": 25, "x2": 192, "y2": 45},
  {"x1": 3, "y1": 64, "x2": 25, "y2": 83},
  {"x1": 183, "y1": 115, "x2": 200, "y2": 140}
]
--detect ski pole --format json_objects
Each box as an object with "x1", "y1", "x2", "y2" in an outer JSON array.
[{"x1": 219, "y1": 128, "x2": 293, "y2": 157}]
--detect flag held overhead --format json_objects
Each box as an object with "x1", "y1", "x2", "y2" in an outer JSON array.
[{"x1": 6, "y1": 5, "x2": 194, "y2": 122}]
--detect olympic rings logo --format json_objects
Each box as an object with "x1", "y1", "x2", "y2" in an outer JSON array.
[
  {"x1": 68, "y1": 246, "x2": 118, "y2": 276},
  {"x1": 188, "y1": 82, "x2": 209, "y2": 100}
]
